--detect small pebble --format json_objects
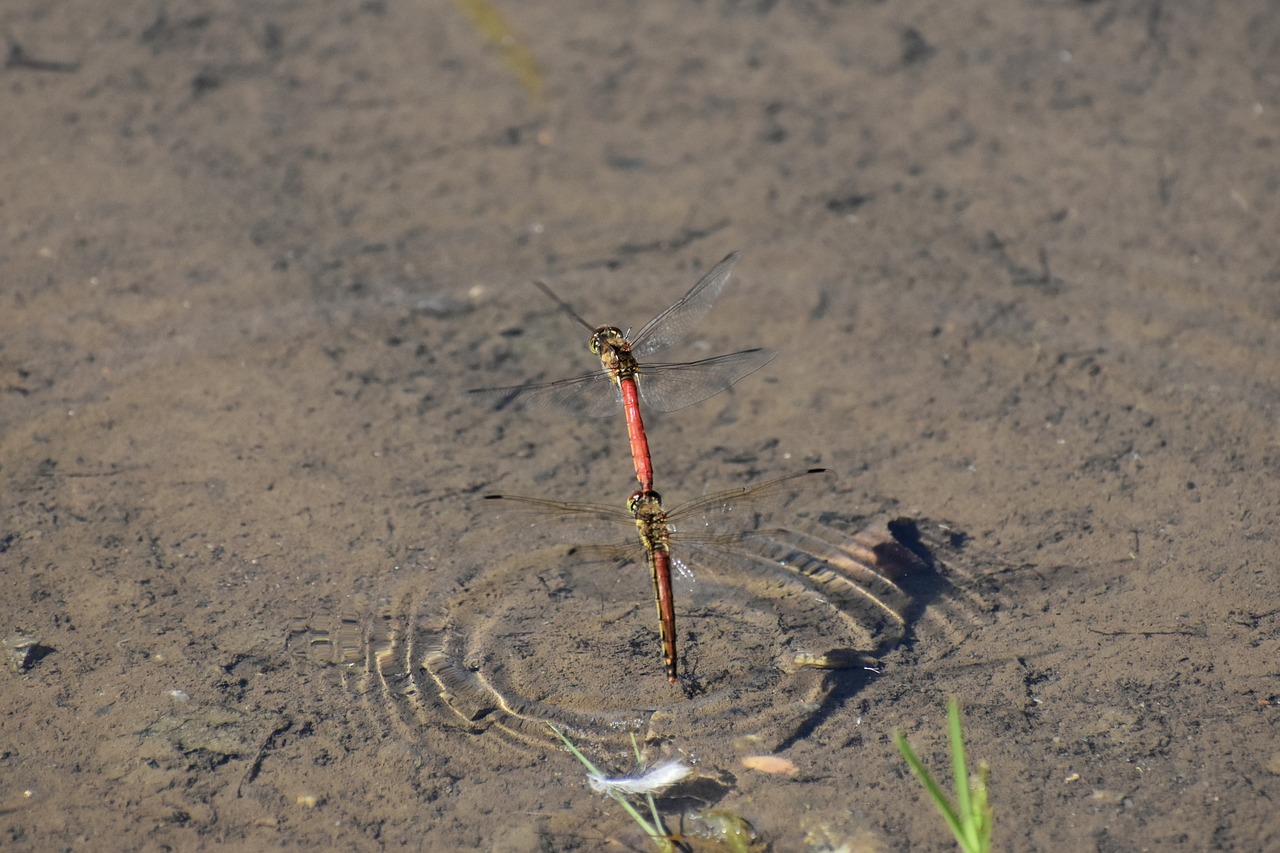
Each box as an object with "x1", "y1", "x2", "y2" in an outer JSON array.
[{"x1": 740, "y1": 755, "x2": 799, "y2": 775}]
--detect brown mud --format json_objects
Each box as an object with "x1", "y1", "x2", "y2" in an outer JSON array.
[{"x1": 2, "y1": 2, "x2": 1278, "y2": 850}]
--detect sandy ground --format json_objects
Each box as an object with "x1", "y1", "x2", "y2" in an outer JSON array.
[{"x1": 2, "y1": 1, "x2": 1278, "y2": 850}]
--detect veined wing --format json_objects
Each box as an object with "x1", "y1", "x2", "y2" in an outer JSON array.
[
  {"x1": 480, "y1": 492, "x2": 639, "y2": 551},
  {"x1": 481, "y1": 493, "x2": 631, "y2": 525},
  {"x1": 464, "y1": 370, "x2": 622, "y2": 419},
  {"x1": 663, "y1": 469, "x2": 834, "y2": 538},
  {"x1": 483, "y1": 470, "x2": 831, "y2": 543},
  {"x1": 482, "y1": 469, "x2": 833, "y2": 572},
  {"x1": 631, "y1": 252, "x2": 741, "y2": 359},
  {"x1": 653, "y1": 470, "x2": 835, "y2": 599},
  {"x1": 635, "y1": 348, "x2": 777, "y2": 412}
]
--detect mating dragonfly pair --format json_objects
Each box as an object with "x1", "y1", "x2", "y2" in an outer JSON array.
[{"x1": 468, "y1": 252, "x2": 827, "y2": 684}]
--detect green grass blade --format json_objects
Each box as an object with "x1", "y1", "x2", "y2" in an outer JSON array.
[
  {"x1": 549, "y1": 724, "x2": 604, "y2": 777},
  {"x1": 947, "y1": 699, "x2": 976, "y2": 849},
  {"x1": 630, "y1": 733, "x2": 669, "y2": 840},
  {"x1": 894, "y1": 700, "x2": 994, "y2": 853},
  {"x1": 893, "y1": 730, "x2": 966, "y2": 842},
  {"x1": 549, "y1": 724, "x2": 672, "y2": 851}
]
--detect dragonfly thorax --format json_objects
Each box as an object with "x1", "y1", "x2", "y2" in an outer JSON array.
[
  {"x1": 628, "y1": 490, "x2": 672, "y2": 551},
  {"x1": 631, "y1": 498, "x2": 671, "y2": 555}
]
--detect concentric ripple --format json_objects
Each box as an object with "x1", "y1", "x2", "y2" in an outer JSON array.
[{"x1": 287, "y1": 513, "x2": 992, "y2": 758}]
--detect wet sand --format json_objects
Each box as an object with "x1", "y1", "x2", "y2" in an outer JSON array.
[{"x1": 2, "y1": 1, "x2": 1278, "y2": 850}]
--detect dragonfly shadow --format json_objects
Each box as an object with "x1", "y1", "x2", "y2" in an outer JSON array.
[{"x1": 762, "y1": 514, "x2": 995, "y2": 752}]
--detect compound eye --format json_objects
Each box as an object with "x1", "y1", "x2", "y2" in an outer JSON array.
[
  {"x1": 628, "y1": 491, "x2": 661, "y2": 516},
  {"x1": 592, "y1": 328, "x2": 626, "y2": 354},
  {"x1": 590, "y1": 329, "x2": 614, "y2": 354}
]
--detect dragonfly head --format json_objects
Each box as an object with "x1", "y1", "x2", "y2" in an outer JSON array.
[
  {"x1": 627, "y1": 489, "x2": 663, "y2": 518},
  {"x1": 589, "y1": 326, "x2": 627, "y2": 356}
]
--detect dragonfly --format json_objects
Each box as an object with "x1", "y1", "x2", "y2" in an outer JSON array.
[
  {"x1": 483, "y1": 468, "x2": 832, "y2": 684},
  {"x1": 467, "y1": 252, "x2": 777, "y2": 492}
]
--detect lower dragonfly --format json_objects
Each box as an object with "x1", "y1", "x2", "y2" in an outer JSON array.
[
  {"x1": 484, "y1": 468, "x2": 832, "y2": 683},
  {"x1": 467, "y1": 252, "x2": 776, "y2": 492}
]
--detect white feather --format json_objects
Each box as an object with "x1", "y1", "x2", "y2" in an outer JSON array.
[{"x1": 586, "y1": 760, "x2": 692, "y2": 796}]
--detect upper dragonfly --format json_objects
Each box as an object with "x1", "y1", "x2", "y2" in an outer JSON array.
[{"x1": 466, "y1": 252, "x2": 777, "y2": 492}]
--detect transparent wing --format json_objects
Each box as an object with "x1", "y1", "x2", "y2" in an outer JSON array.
[
  {"x1": 480, "y1": 492, "x2": 639, "y2": 557},
  {"x1": 664, "y1": 469, "x2": 834, "y2": 538},
  {"x1": 481, "y1": 493, "x2": 632, "y2": 526},
  {"x1": 631, "y1": 252, "x2": 741, "y2": 358},
  {"x1": 661, "y1": 530, "x2": 794, "y2": 606},
  {"x1": 635, "y1": 348, "x2": 777, "y2": 412},
  {"x1": 463, "y1": 370, "x2": 622, "y2": 419},
  {"x1": 654, "y1": 471, "x2": 834, "y2": 602},
  {"x1": 531, "y1": 279, "x2": 596, "y2": 334}
]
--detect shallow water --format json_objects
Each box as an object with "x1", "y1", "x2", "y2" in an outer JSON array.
[{"x1": 3, "y1": 2, "x2": 1278, "y2": 850}]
